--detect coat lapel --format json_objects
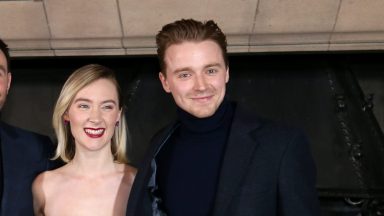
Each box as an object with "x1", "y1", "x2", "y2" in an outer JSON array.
[
  {"x1": 0, "y1": 122, "x2": 22, "y2": 213},
  {"x1": 212, "y1": 107, "x2": 262, "y2": 216}
]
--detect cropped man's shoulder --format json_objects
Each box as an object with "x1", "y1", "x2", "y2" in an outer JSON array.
[
  {"x1": 0, "y1": 121, "x2": 51, "y2": 142},
  {"x1": 234, "y1": 104, "x2": 305, "y2": 138}
]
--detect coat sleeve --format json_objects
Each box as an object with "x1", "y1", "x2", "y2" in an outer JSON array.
[{"x1": 277, "y1": 130, "x2": 321, "y2": 216}]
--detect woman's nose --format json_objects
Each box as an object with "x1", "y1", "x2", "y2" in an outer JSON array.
[{"x1": 88, "y1": 108, "x2": 102, "y2": 123}]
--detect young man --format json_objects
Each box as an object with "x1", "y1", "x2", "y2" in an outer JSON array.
[
  {"x1": 127, "y1": 19, "x2": 320, "y2": 216},
  {"x1": 0, "y1": 38, "x2": 59, "y2": 215}
]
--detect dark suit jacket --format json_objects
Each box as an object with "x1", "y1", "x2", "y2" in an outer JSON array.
[
  {"x1": 127, "y1": 106, "x2": 320, "y2": 216},
  {"x1": 0, "y1": 122, "x2": 58, "y2": 216}
]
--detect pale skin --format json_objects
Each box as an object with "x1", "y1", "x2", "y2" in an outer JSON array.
[
  {"x1": 32, "y1": 78, "x2": 136, "y2": 216},
  {"x1": 159, "y1": 40, "x2": 229, "y2": 118}
]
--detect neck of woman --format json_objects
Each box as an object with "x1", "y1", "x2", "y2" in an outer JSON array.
[{"x1": 67, "y1": 150, "x2": 122, "y2": 178}]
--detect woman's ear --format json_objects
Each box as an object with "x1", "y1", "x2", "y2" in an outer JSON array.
[
  {"x1": 116, "y1": 109, "x2": 122, "y2": 122},
  {"x1": 63, "y1": 112, "x2": 69, "y2": 121}
]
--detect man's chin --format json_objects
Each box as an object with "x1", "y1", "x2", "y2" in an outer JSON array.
[{"x1": 189, "y1": 109, "x2": 216, "y2": 119}]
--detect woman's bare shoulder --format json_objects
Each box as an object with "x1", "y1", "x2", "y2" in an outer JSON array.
[
  {"x1": 34, "y1": 165, "x2": 70, "y2": 188},
  {"x1": 125, "y1": 164, "x2": 137, "y2": 176},
  {"x1": 125, "y1": 164, "x2": 137, "y2": 175},
  {"x1": 122, "y1": 164, "x2": 137, "y2": 184},
  {"x1": 32, "y1": 165, "x2": 69, "y2": 214}
]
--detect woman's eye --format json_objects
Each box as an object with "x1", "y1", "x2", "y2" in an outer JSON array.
[
  {"x1": 102, "y1": 105, "x2": 114, "y2": 110},
  {"x1": 78, "y1": 104, "x2": 89, "y2": 109}
]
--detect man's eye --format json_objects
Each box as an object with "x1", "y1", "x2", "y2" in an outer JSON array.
[
  {"x1": 207, "y1": 69, "x2": 217, "y2": 74},
  {"x1": 178, "y1": 73, "x2": 190, "y2": 78}
]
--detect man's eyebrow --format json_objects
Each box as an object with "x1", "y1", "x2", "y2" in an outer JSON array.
[
  {"x1": 172, "y1": 63, "x2": 223, "y2": 73},
  {"x1": 204, "y1": 63, "x2": 222, "y2": 68},
  {"x1": 173, "y1": 67, "x2": 192, "y2": 74}
]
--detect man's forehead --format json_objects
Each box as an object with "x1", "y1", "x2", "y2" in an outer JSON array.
[{"x1": 165, "y1": 41, "x2": 223, "y2": 59}]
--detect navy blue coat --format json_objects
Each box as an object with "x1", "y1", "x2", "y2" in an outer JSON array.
[
  {"x1": 127, "y1": 106, "x2": 320, "y2": 216},
  {"x1": 0, "y1": 122, "x2": 57, "y2": 216}
]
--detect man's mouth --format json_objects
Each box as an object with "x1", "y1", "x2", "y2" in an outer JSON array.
[{"x1": 191, "y1": 95, "x2": 213, "y2": 102}]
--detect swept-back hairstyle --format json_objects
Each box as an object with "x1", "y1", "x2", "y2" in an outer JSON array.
[
  {"x1": 0, "y1": 38, "x2": 11, "y2": 71},
  {"x1": 156, "y1": 19, "x2": 228, "y2": 75},
  {"x1": 52, "y1": 64, "x2": 129, "y2": 163}
]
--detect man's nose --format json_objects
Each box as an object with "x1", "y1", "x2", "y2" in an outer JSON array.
[{"x1": 194, "y1": 74, "x2": 208, "y2": 91}]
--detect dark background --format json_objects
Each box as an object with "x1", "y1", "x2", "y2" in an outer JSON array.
[{"x1": 3, "y1": 52, "x2": 384, "y2": 215}]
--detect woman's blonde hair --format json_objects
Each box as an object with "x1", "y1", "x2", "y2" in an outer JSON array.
[{"x1": 52, "y1": 64, "x2": 129, "y2": 163}]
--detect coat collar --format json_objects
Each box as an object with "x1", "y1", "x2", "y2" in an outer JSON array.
[{"x1": 212, "y1": 105, "x2": 263, "y2": 216}]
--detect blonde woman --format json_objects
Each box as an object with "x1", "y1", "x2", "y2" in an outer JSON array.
[{"x1": 32, "y1": 64, "x2": 136, "y2": 215}]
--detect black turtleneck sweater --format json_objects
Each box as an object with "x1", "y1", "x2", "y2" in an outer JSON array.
[{"x1": 156, "y1": 99, "x2": 235, "y2": 216}]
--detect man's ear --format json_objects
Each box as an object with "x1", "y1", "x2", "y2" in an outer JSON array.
[
  {"x1": 225, "y1": 67, "x2": 229, "y2": 83},
  {"x1": 159, "y1": 72, "x2": 171, "y2": 93},
  {"x1": 6, "y1": 72, "x2": 11, "y2": 94}
]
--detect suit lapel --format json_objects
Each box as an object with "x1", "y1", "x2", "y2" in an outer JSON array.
[
  {"x1": 0, "y1": 124, "x2": 4, "y2": 214},
  {"x1": 0, "y1": 122, "x2": 21, "y2": 213},
  {"x1": 212, "y1": 107, "x2": 262, "y2": 216}
]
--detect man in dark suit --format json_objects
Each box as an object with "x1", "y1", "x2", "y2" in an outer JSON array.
[
  {"x1": 127, "y1": 19, "x2": 320, "y2": 215},
  {"x1": 0, "y1": 38, "x2": 58, "y2": 215}
]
